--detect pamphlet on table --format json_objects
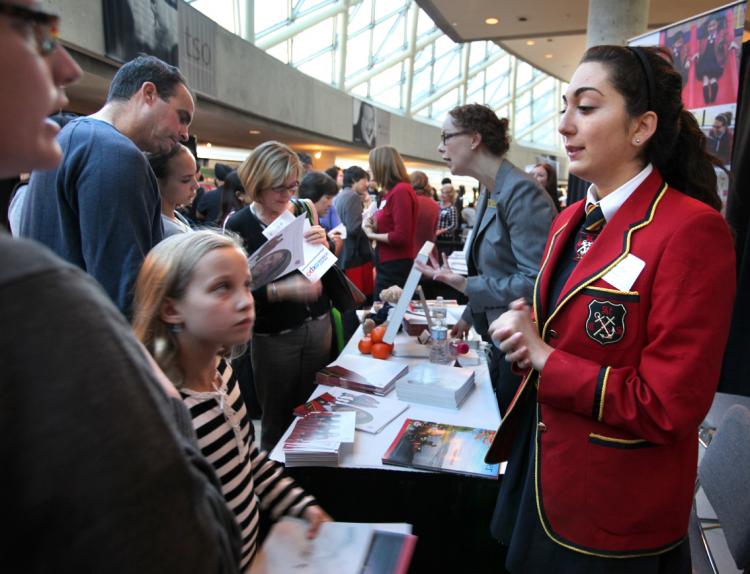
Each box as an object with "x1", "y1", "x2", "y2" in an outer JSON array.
[
  {"x1": 294, "y1": 387, "x2": 409, "y2": 434},
  {"x1": 283, "y1": 411, "x2": 356, "y2": 467},
  {"x1": 395, "y1": 363, "x2": 475, "y2": 409},
  {"x1": 315, "y1": 354, "x2": 409, "y2": 396},
  {"x1": 382, "y1": 418, "x2": 500, "y2": 479}
]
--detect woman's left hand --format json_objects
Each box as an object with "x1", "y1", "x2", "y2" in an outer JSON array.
[
  {"x1": 304, "y1": 225, "x2": 329, "y2": 246},
  {"x1": 488, "y1": 298, "x2": 552, "y2": 372},
  {"x1": 415, "y1": 252, "x2": 467, "y2": 293},
  {"x1": 303, "y1": 505, "x2": 333, "y2": 539}
]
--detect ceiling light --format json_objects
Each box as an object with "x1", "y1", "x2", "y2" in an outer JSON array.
[
  {"x1": 526, "y1": 40, "x2": 535, "y2": 46},
  {"x1": 206, "y1": 142, "x2": 212, "y2": 148},
  {"x1": 485, "y1": 17, "x2": 499, "y2": 25},
  {"x1": 314, "y1": 151, "x2": 322, "y2": 159},
  {"x1": 544, "y1": 53, "x2": 553, "y2": 59},
  {"x1": 248, "y1": 129, "x2": 261, "y2": 135}
]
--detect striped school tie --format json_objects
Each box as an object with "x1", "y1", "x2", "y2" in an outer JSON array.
[
  {"x1": 583, "y1": 203, "x2": 605, "y2": 232},
  {"x1": 574, "y1": 203, "x2": 605, "y2": 260}
]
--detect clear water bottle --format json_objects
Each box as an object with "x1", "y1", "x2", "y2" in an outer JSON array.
[
  {"x1": 429, "y1": 298, "x2": 451, "y2": 365},
  {"x1": 431, "y1": 296, "x2": 447, "y2": 326},
  {"x1": 429, "y1": 324, "x2": 452, "y2": 364}
]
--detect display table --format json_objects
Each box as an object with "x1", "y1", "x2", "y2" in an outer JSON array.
[
  {"x1": 268, "y1": 324, "x2": 508, "y2": 573},
  {"x1": 270, "y1": 328, "x2": 502, "y2": 471}
]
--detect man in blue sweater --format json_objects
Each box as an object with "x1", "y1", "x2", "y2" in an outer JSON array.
[{"x1": 20, "y1": 55, "x2": 195, "y2": 317}]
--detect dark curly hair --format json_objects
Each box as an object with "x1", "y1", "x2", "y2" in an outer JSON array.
[
  {"x1": 448, "y1": 104, "x2": 510, "y2": 157},
  {"x1": 581, "y1": 45, "x2": 721, "y2": 211}
]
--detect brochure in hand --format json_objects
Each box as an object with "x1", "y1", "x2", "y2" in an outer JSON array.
[
  {"x1": 247, "y1": 212, "x2": 306, "y2": 289},
  {"x1": 249, "y1": 517, "x2": 416, "y2": 574},
  {"x1": 315, "y1": 354, "x2": 409, "y2": 396},
  {"x1": 382, "y1": 418, "x2": 500, "y2": 479},
  {"x1": 283, "y1": 411, "x2": 356, "y2": 467},
  {"x1": 395, "y1": 363, "x2": 475, "y2": 409},
  {"x1": 294, "y1": 387, "x2": 408, "y2": 434}
]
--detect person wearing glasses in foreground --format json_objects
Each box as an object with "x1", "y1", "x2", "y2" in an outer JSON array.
[
  {"x1": 486, "y1": 46, "x2": 735, "y2": 572},
  {"x1": 1, "y1": 1, "x2": 242, "y2": 571},
  {"x1": 416, "y1": 104, "x2": 556, "y2": 413},
  {"x1": 225, "y1": 141, "x2": 332, "y2": 451}
]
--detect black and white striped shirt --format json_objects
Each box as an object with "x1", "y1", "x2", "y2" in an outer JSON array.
[{"x1": 181, "y1": 365, "x2": 315, "y2": 570}]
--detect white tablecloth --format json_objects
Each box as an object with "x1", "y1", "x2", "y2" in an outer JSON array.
[{"x1": 270, "y1": 323, "x2": 502, "y2": 472}]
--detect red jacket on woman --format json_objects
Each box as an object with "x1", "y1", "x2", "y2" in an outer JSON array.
[
  {"x1": 375, "y1": 182, "x2": 418, "y2": 262},
  {"x1": 486, "y1": 169, "x2": 736, "y2": 557}
]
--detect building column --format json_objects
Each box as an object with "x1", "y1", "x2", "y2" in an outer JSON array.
[{"x1": 586, "y1": 0, "x2": 650, "y2": 48}]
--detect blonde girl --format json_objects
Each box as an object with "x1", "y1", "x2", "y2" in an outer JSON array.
[{"x1": 133, "y1": 230, "x2": 330, "y2": 571}]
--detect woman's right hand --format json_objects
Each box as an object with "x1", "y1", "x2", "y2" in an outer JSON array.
[
  {"x1": 362, "y1": 215, "x2": 376, "y2": 236},
  {"x1": 272, "y1": 276, "x2": 323, "y2": 303},
  {"x1": 450, "y1": 318, "x2": 471, "y2": 339}
]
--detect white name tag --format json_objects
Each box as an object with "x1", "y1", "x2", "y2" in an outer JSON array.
[{"x1": 602, "y1": 254, "x2": 645, "y2": 292}]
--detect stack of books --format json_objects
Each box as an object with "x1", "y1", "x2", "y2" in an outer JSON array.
[
  {"x1": 315, "y1": 355, "x2": 409, "y2": 396},
  {"x1": 282, "y1": 411, "x2": 356, "y2": 467},
  {"x1": 294, "y1": 387, "x2": 408, "y2": 434},
  {"x1": 395, "y1": 363, "x2": 475, "y2": 409},
  {"x1": 382, "y1": 418, "x2": 500, "y2": 479}
]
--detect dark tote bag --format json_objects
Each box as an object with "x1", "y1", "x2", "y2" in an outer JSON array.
[{"x1": 322, "y1": 265, "x2": 366, "y2": 312}]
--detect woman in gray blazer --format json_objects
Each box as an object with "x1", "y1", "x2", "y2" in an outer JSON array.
[{"x1": 417, "y1": 104, "x2": 556, "y2": 412}]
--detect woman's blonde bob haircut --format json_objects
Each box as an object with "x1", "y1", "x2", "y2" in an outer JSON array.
[
  {"x1": 132, "y1": 230, "x2": 248, "y2": 387},
  {"x1": 368, "y1": 146, "x2": 410, "y2": 192},
  {"x1": 238, "y1": 140, "x2": 302, "y2": 203},
  {"x1": 440, "y1": 184, "x2": 457, "y2": 204}
]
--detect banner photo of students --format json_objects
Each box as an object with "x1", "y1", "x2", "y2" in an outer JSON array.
[{"x1": 630, "y1": 0, "x2": 746, "y2": 210}]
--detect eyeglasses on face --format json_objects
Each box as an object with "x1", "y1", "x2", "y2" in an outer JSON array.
[
  {"x1": 440, "y1": 131, "x2": 470, "y2": 145},
  {"x1": 265, "y1": 181, "x2": 299, "y2": 194},
  {"x1": 0, "y1": 2, "x2": 60, "y2": 56}
]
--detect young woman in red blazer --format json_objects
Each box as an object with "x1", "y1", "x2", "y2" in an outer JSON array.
[{"x1": 486, "y1": 45, "x2": 736, "y2": 572}]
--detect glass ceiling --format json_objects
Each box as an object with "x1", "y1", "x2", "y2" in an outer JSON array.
[{"x1": 186, "y1": 0, "x2": 564, "y2": 151}]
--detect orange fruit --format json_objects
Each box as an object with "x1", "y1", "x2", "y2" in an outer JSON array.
[
  {"x1": 371, "y1": 342, "x2": 393, "y2": 360},
  {"x1": 358, "y1": 337, "x2": 373, "y2": 354},
  {"x1": 370, "y1": 325, "x2": 387, "y2": 344}
]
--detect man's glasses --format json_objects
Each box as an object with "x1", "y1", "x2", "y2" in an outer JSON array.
[
  {"x1": 0, "y1": 2, "x2": 60, "y2": 56},
  {"x1": 266, "y1": 181, "x2": 299, "y2": 194},
  {"x1": 440, "y1": 131, "x2": 470, "y2": 145}
]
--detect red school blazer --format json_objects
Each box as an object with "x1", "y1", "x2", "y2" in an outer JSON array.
[{"x1": 485, "y1": 169, "x2": 736, "y2": 557}]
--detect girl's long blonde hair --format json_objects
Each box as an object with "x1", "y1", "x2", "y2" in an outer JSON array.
[{"x1": 132, "y1": 230, "x2": 247, "y2": 386}]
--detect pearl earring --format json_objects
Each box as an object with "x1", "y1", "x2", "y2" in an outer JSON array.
[{"x1": 634, "y1": 138, "x2": 641, "y2": 145}]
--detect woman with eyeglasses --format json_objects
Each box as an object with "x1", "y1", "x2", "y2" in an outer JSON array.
[
  {"x1": 225, "y1": 141, "x2": 332, "y2": 451},
  {"x1": 417, "y1": 104, "x2": 556, "y2": 413},
  {"x1": 363, "y1": 146, "x2": 418, "y2": 297},
  {"x1": 485, "y1": 46, "x2": 735, "y2": 572}
]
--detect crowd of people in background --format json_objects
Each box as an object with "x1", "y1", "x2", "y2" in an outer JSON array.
[{"x1": 2, "y1": 4, "x2": 737, "y2": 572}]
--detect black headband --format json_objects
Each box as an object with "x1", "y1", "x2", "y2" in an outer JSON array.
[{"x1": 628, "y1": 46, "x2": 655, "y2": 112}]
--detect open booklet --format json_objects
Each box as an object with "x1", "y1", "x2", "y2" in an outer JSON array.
[
  {"x1": 247, "y1": 213, "x2": 306, "y2": 289},
  {"x1": 262, "y1": 209, "x2": 338, "y2": 282},
  {"x1": 249, "y1": 518, "x2": 416, "y2": 574}
]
